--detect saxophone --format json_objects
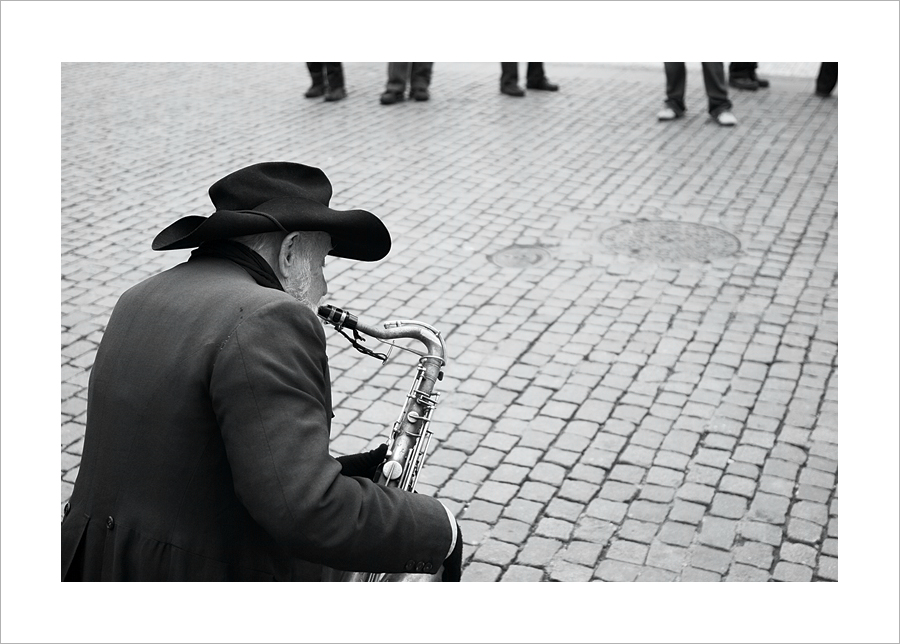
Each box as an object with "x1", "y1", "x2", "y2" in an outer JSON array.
[{"x1": 317, "y1": 304, "x2": 447, "y2": 582}]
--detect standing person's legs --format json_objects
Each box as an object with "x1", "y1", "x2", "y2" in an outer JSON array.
[
  {"x1": 525, "y1": 62, "x2": 545, "y2": 85},
  {"x1": 385, "y1": 63, "x2": 410, "y2": 93},
  {"x1": 662, "y1": 62, "x2": 687, "y2": 115},
  {"x1": 305, "y1": 63, "x2": 325, "y2": 98},
  {"x1": 728, "y1": 62, "x2": 760, "y2": 90},
  {"x1": 323, "y1": 63, "x2": 346, "y2": 102},
  {"x1": 816, "y1": 62, "x2": 838, "y2": 96},
  {"x1": 525, "y1": 62, "x2": 558, "y2": 91},
  {"x1": 409, "y1": 62, "x2": 433, "y2": 101},
  {"x1": 500, "y1": 62, "x2": 524, "y2": 96},
  {"x1": 500, "y1": 62, "x2": 519, "y2": 88},
  {"x1": 701, "y1": 62, "x2": 733, "y2": 116},
  {"x1": 324, "y1": 63, "x2": 344, "y2": 89},
  {"x1": 410, "y1": 62, "x2": 433, "y2": 90}
]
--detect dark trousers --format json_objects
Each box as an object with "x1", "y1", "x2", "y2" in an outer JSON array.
[
  {"x1": 385, "y1": 62, "x2": 433, "y2": 93},
  {"x1": 500, "y1": 62, "x2": 546, "y2": 88},
  {"x1": 306, "y1": 62, "x2": 344, "y2": 89},
  {"x1": 816, "y1": 62, "x2": 838, "y2": 95},
  {"x1": 729, "y1": 62, "x2": 758, "y2": 78},
  {"x1": 664, "y1": 62, "x2": 732, "y2": 117}
]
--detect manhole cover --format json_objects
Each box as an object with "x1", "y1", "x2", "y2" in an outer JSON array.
[
  {"x1": 489, "y1": 244, "x2": 551, "y2": 268},
  {"x1": 599, "y1": 221, "x2": 740, "y2": 262}
]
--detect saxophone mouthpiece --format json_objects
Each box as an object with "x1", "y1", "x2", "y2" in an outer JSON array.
[{"x1": 318, "y1": 304, "x2": 358, "y2": 331}]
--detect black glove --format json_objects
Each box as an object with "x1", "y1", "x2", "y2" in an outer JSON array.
[
  {"x1": 336, "y1": 444, "x2": 388, "y2": 479},
  {"x1": 441, "y1": 521, "x2": 463, "y2": 582}
]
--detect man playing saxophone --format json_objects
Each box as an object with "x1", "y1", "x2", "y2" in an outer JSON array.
[{"x1": 61, "y1": 162, "x2": 462, "y2": 581}]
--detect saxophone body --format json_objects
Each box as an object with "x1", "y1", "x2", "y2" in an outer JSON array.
[{"x1": 318, "y1": 305, "x2": 446, "y2": 582}]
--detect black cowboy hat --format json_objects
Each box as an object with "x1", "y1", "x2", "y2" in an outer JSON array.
[{"x1": 152, "y1": 162, "x2": 391, "y2": 261}]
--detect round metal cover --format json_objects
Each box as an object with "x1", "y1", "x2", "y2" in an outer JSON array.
[
  {"x1": 599, "y1": 221, "x2": 740, "y2": 262},
  {"x1": 489, "y1": 244, "x2": 551, "y2": 268}
]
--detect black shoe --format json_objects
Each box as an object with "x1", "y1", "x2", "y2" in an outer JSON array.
[
  {"x1": 410, "y1": 87, "x2": 430, "y2": 101},
  {"x1": 750, "y1": 72, "x2": 770, "y2": 88},
  {"x1": 304, "y1": 84, "x2": 325, "y2": 98},
  {"x1": 324, "y1": 87, "x2": 347, "y2": 102},
  {"x1": 526, "y1": 78, "x2": 559, "y2": 91},
  {"x1": 501, "y1": 84, "x2": 525, "y2": 97},
  {"x1": 815, "y1": 89, "x2": 832, "y2": 98},
  {"x1": 380, "y1": 90, "x2": 405, "y2": 105},
  {"x1": 729, "y1": 76, "x2": 759, "y2": 91}
]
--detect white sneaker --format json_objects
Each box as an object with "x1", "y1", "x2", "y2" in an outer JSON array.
[
  {"x1": 715, "y1": 111, "x2": 737, "y2": 126},
  {"x1": 657, "y1": 107, "x2": 679, "y2": 121}
]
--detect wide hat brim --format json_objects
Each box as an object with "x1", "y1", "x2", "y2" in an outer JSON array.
[{"x1": 152, "y1": 195, "x2": 391, "y2": 261}]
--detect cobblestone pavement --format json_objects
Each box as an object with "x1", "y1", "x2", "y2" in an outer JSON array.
[{"x1": 61, "y1": 62, "x2": 838, "y2": 583}]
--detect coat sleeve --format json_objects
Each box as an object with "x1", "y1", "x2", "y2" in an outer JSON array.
[{"x1": 209, "y1": 298, "x2": 452, "y2": 574}]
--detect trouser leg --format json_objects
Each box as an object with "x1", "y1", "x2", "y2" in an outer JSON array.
[
  {"x1": 324, "y1": 63, "x2": 344, "y2": 89},
  {"x1": 728, "y1": 62, "x2": 756, "y2": 78},
  {"x1": 306, "y1": 62, "x2": 324, "y2": 86},
  {"x1": 410, "y1": 62, "x2": 433, "y2": 89},
  {"x1": 663, "y1": 62, "x2": 687, "y2": 114},
  {"x1": 385, "y1": 62, "x2": 410, "y2": 93},
  {"x1": 816, "y1": 62, "x2": 838, "y2": 95},
  {"x1": 500, "y1": 62, "x2": 519, "y2": 87},
  {"x1": 701, "y1": 62, "x2": 732, "y2": 115},
  {"x1": 526, "y1": 62, "x2": 546, "y2": 85}
]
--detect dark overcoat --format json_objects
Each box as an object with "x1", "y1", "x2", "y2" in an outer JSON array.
[{"x1": 61, "y1": 256, "x2": 451, "y2": 581}]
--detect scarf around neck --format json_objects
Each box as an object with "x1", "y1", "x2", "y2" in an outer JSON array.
[{"x1": 190, "y1": 240, "x2": 285, "y2": 291}]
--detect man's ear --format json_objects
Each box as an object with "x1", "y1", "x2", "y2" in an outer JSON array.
[{"x1": 279, "y1": 232, "x2": 300, "y2": 275}]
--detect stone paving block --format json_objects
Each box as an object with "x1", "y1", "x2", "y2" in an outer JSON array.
[
  {"x1": 690, "y1": 545, "x2": 732, "y2": 574},
  {"x1": 725, "y1": 563, "x2": 770, "y2": 582},
  {"x1": 490, "y1": 518, "x2": 532, "y2": 545},
  {"x1": 698, "y1": 516, "x2": 737, "y2": 550},
  {"x1": 618, "y1": 518, "x2": 660, "y2": 544},
  {"x1": 608, "y1": 463, "x2": 646, "y2": 485},
  {"x1": 718, "y1": 474, "x2": 757, "y2": 498},
  {"x1": 516, "y1": 536, "x2": 563, "y2": 567},
  {"x1": 605, "y1": 539, "x2": 649, "y2": 566},
  {"x1": 657, "y1": 521, "x2": 697, "y2": 548},
  {"x1": 680, "y1": 567, "x2": 721, "y2": 582},
  {"x1": 676, "y1": 482, "x2": 715, "y2": 505},
  {"x1": 773, "y1": 561, "x2": 814, "y2": 582},
  {"x1": 654, "y1": 450, "x2": 690, "y2": 471},
  {"x1": 786, "y1": 517, "x2": 824, "y2": 544},
  {"x1": 595, "y1": 559, "x2": 642, "y2": 582},
  {"x1": 627, "y1": 500, "x2": 670, "y2": 524},
  {"x1": 557, "y1": 479, "x2": 600, "y2": 504},
  {"x1": 795, "y1": 484, "x2": 831, "y2": 504},
  {"x1": 757, "y1": 474, "x2": 795, "y2": 497},
  {"x1": 549, "y1": 560, "x2": 594, "y2": 582},
  {"x1": 733, "y1": 539, "x2": 775, "y2": 569},
  {"x1": 618, "y1": 444, "x2": 656, "y2": 468},
  {"x1": 473, "y1": 539, "x2": 519, "y2": 566},
  {"x1": 636, "y1": 567, "x2": 678, "y2": 582},
  {"x1": 462, "y1": 500, "x2": 504, "y2": 524},
  {"x1": 461, "y1": 562, "x2": 502, "y2": 582},
  {"x1": 780, "y1": 542, "x2": 818, "y2": 567},
  {"x1": 709, "y1": 493, "x2": 748, "y2": 519},
  {"x1": 454, "y1": 463, "x2": 491, "y2": 485},
  {"x1": 817, "y1": 556, "x2": 838, "y2": 581},
  {"x1": 748, "y1": 492, "x2": 790, "y2": 524},
  {"x1": 790, "y1": 500, "x2": 829, "y2": 525},
  {"x1": 500, "y1": 565, "x2": 545, "y2": 582},
  {"x1": 642, "y1": 540, "x2": 688, "y2": 576},
  {"x1": 561, "y1": 541, "x2": 604, "y2": 567}
]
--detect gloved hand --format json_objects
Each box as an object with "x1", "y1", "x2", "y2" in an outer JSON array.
[
  {"x1": 336, "y1": 444, "x2": 388, "y2": 479},
  {"x1": 441, "y1": 522, "x2": 463, "y2": 582}
]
